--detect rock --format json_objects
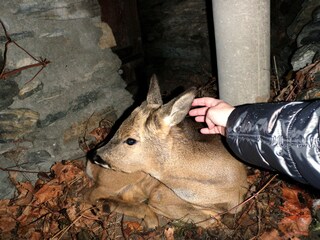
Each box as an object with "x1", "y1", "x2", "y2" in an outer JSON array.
[
  {"x1": 297, "y1": 87, "x2": 320, "y2": 100},
  {"x1": 15, "y1": 1, "x2": 100, "y2": 20},
  {"x1": 39, "y1": 111, "x2": 68, "y2": 128},
  {"x1": 290, "y1": 5, "x2": 320, "y2": 72},
  {"x1": 97, "y1": 22, "x2": 117, "y2": 49},
  {"x1": 0, "y1": 142, "x2": 16, "y2": 154},
  {"x1": 0, "y1": 108, "x2": 39, "y2": 141},
  {"x1": 63, "y1": 106, "x2": 117, "y2": 144},
  {"x1": 26, "y1": 150, "x2": 51, "y2": 166},
  {"x1": 291, "y1": 44, "x2": 320, "y2": 71},
  {"x1": 0, "y1": 80, "x2": 19, "y2": 110},
  {"x1": 0, "y1": 31, "x2": 34, "y2": 43},
  {"x1": 69, "y1": 90, "x2": 102, "y2": 112},
  {"x1": 296, "y1": 70, "x2": 320, "y2": 101},
  {"x1": 287, "y1": 0, "x2": 320, "y2": 41},
  {"x1": 0, "y1": 170, "x2": 15, "y2": 199},
  {"x1": 297, "y1": 6, "x2": 320, "y2": 47},
  {"x1": 18, "y1": 79, "x2": 43, "y2": 99}
]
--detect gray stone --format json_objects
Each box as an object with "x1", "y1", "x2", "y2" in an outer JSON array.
[
  {"x1": 297, "y1": 87, "x2": 320, "y2": 100},
  {"x1": 26, "y1": 150, "x2": 51, "y2": 165},
  {"x1": 0, "y1": 108, "x2": 40, "y2": 141},
  {"x1": 297, "y1": 6, "x2": 320, "y2": 47},
  {"x1": 0, "y1": 142, "x2": 16, "y2": 154},
  {"x1": 0, "y1": 31, "x2": 34, "y2": 43},
  {"x1": 18, "y1": 79, "x2": 43, "y2": 99},
  {"x1": 39, "y1": 111, "x2": 68, "y2": 128},
  {"x1": 0, "y1": 80, "x2": 19, "y2": 110},
  {"x1": 0, "y1": 171, "x2": 15, "y2": 199},
  {"x1": 69, "y1": 90, "x2": 101, "y2": 112},
  {"x1": 291, "y1": 44, "x2": 320, "y2": 71},
  {"x1": 287, "y1": 0, "x2": 320, "y2": 41},
  {"x1": 15, "y1": 0, "x2": 100, "y2": 20}
]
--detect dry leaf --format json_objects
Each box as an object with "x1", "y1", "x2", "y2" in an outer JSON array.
[
  {"x1": 30, "y1": 231, "x2": 42, "y2": 240},
  {"x1": 14, "y1": 182, "x2": 34, "y2": 205},
  {"x1": 51, "y1": 161, "x2": 84, "y2": 183},
  {"x1": 0, "y1": 200, "x2": 18, "y2": 233},
  {"x1": 34, "y1": 181, "x2": 63, "y2": 204},
  {"x1": 278, "y1": 185, "x2": 312, "y2": 237},
  {"x1": 89, "y1": 127, "x2": 109, "y2": 142},
  {"x1": 259, "y1": 229, "x2": 280, "y2": 240}
]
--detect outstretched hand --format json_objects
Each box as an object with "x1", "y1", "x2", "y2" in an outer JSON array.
[{"x1": 189, "y1": 97, "x2": 235, "y2": 136}]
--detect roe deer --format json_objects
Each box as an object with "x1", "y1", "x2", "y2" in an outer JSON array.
[{"x1": 87, "y1": 75, "x2": 248, "y2": 225}]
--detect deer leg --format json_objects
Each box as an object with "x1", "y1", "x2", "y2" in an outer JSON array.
[{"x1": 102, "y1": 198, "x2": 159, "y2": 229}]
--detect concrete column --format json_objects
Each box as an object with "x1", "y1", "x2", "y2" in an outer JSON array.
[{"x1": 212, "y1": 0, "x2": 270, "y2": 105}]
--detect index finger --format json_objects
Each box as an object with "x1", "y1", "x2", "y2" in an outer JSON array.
[{"x1": 191, "y1": 97, "x2": 222, "y2": 107}]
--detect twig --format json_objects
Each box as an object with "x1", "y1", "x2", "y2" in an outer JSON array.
[
  {"x1": 50, "y1": 207, "x2": 95, "y2": 240},
  {"x1": 273, "y1": 55, "x2": 280, "y2": 92},
  {"x1": 0, "y1": 166, "x2": 50, "y2": 174},
  {"x1": 0, "y1": 59, "x2": 50, "y2": 79},
  {"x1": 221, "y1": 174, "x2": 278, "y2": 215},
  {"x1": 285, "y1": 84, "x2": 297, "y2": 101},
  {"x1": 10, "y1": 39, "x2": 39, "y2": 62},
  {"x1": 194, "y1": 174, "x2": 279, "y2": 226},
  {"x1": 120, "y1": 214, "x2": 129, "y2": 240},
  {"x1": 79, "y1": 111, "x2": 96, "y2": 152},
  {"x1": 0, "y1": 20, "x2": 11, "y2": 75},
  {"x1": 0, "y1": 19, "x2": 50, "y2": 82}
]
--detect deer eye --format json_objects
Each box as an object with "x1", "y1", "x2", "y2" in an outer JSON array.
[{"x1": 125, "y1": 138, "x2": 137, "y2": 145}]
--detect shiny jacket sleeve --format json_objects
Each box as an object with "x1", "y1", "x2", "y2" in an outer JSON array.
[{"x1": 226, "y1": 101, "x2": 320, "y2": 190}]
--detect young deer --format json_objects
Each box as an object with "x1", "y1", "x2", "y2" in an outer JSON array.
[{"x1": 87, "y1": 75, "x2": 248, "y2": 227}]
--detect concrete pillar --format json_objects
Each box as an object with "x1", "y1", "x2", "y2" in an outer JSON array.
[{"x1": 212, "y1": 0, "x2": 270, "y2": 105}]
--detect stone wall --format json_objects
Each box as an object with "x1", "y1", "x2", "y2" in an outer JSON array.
[{"x1": 0, "y1": 0, "x2": 133, "y2": 198}]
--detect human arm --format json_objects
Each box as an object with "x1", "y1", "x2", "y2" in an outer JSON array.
[
  {"x1": 226, "y1": 101, "x2": 320, "y2": 189},
  {"x1": 190, "y1": 98, "x2": 320, "y2": 189}
]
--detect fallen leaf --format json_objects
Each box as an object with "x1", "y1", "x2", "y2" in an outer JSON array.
[
  {"x1": 278, "y1": 185, "x2": 312, "y2": 238},
  {"x1": 0, "y1": 200, "x2": 18, "y2": 233},
  {"x1": 122, "y1": 221, "x2": 144, "y2": 237},
  {"x1": 89, "y1": 126, "x2": 109, "y2": 142},
  {"x1": 51, "y1": 161, "x2": 84, "y2": 184},
  {"x1": 259, "y1": 229, "x2": 280, "y2": 240},
  {"x1": 30, "y1": 231, "x2": 42, "y2": 240},
  {"x1": 34, "y1": 181, "x2": 63, "y2": 204},
  {"x1": 14, "y1": 181, "x2": 34, "y2": 205}
]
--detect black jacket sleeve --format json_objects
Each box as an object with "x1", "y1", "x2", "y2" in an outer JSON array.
[{"x1": 226, "y1": 101, "x2": 320, "y2": 190}]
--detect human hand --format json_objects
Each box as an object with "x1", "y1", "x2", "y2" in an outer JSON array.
[{"x1": 188, "y1": 97, "x2": 235, "y2": 135}]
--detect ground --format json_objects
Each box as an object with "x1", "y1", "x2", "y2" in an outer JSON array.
[{"x1": 1, "y1": 160, "x2": 319, "y2": 239}]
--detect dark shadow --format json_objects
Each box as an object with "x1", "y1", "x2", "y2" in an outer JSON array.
[{"x1": 205, "y1": 0, "x2": 218, "y2": 79}]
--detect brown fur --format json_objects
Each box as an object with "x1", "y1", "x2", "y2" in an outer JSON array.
[
  {"x1": 86, "y1": 161, "x2": 217, "y2": 228},
  {"x1": 87, "y1": 75, "x2": 248, "y2": 228}
]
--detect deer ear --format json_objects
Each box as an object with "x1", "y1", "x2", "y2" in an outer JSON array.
[
  {"x1": 146, "y1": 74, "x2": 163, "y2": 105},
  {"x1": 160, "y1": 87, "x2": 197, "y2": 127}
]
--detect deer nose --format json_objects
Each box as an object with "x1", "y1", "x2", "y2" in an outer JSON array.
[
  {"x1": 86, "y1": 148, "x2": 94, "y2": 159},
  {"x1": 86, "y1": 149, "x2": 111, "y2": 168}
]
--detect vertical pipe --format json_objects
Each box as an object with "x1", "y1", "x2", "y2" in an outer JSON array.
[{"x1": 212, "y1": 0, "x2": 270, "y2": 105}]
